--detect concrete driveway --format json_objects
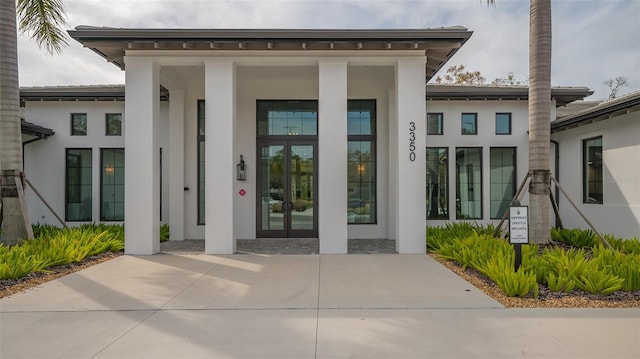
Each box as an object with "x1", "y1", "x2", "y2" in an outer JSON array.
[{"x1": 1, "y1": 254, "x2": 638, "y2": 358}]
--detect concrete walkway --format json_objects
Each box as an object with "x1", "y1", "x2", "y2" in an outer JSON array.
[{"x1": 1, "y1": 254, "x2": 638, "y2": 358}]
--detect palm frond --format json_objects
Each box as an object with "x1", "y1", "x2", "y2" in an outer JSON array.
[{"x1": 17, "y1": 0, "x2": 69, "y2": 54}]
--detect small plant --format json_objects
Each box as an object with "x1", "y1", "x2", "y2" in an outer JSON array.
[
  {"x1": 606, "y1": 235, "x2": 640, "y2": 255},
  {"x1": 160, "y1": 224, "x2": 170, "y2": 242},
  {"x1": 546, "y1": 272, "x2": 576, "y2": 293},
  {"x1": 483, "y1": 254, "x2": 539, "y2": 298},
  {"x1": 575, "y1": 266, "x2": 624, "y2": 295},
  {"x1": 551, "y1": 228, "x2": 597, "y2": 248}
]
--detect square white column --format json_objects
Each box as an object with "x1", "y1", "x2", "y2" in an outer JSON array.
[
  {"x1": 318, "y1": 59, "x2": 348, "y2": 254},
  {"x1": 204, "y1": 60, "x2": 236, "y2": 254},
  {"x1": 169, "y1": 89, "x2": 185, "y2": 241},
  {"x1": 124, "y1": 60, "x2": 160, "y2": 255},
  {"x1": 394, "y1": 58, "x2": 426, "y2": 254},
  {"x1": 387, "y1": 89, "x2": 397, "y2": 240}
]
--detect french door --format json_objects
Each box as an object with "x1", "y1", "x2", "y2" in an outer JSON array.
[{"x1": 257, "y1": 141, "x2": 318, "y2": 238}]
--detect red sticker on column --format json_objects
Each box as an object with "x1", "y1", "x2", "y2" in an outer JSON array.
[{"x1": 239, "y1": 189, "x2": 246, "y2": 196}]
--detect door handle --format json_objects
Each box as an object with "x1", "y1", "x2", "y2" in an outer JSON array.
[{"x1": 288, "y1": 201, "x2": 294, "y2": 212}]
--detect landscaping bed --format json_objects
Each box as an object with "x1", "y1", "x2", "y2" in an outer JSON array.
[
  {"x1": 428, "y1": 223, "x2": 640, "y2": 308},
  {"x1": 0, "y1": 251, "x2": 122, "y2": 298},
  {"x1": 432, "y1": 253, "x2": 640, "y2": 308}
]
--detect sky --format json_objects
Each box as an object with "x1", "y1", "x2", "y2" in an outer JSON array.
[{"x1": 17, "y1": 0, "x2": 640, "y2": 101}]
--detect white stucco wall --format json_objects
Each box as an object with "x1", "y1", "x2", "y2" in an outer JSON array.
[
  {"x1": 425, "y1": 100, "x2": 531, "y2": 226},
  {"x1": 23, "y1": 101, "x2": 170, "y2": 227},
  {"x1": 552, "y1": 111, "x2": 640, "y2": 239},
  {"x1": 181, "y1": 65, "x2": 395, "y2": 241},
  {"x1": 27, "y1": 83, "x2": 634, "y2": 245}
]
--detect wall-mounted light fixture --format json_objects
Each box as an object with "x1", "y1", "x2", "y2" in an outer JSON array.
[{"x1": 237, "y1": 155, "x2": 246, "y2": 181}]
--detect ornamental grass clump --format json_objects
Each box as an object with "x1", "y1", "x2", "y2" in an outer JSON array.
[
  {"x1": 428, "y1": 224, "x2": 640, "y2": 298},
  {"x1": 0, "y1": 225, "x2": 124, "y2": 280},
  {"x1": 434, "y1": 231, "x2": 539, "y2": 298},
  {"x1": 551, "y1": 228, "x2": 597, "y2": 248},
  {"x1": 427, "y1": 222, "x2": 494, "y2": 252}
]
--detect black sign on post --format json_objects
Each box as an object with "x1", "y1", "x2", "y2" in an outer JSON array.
[{"x1": 509, "y1": 205, "x2": 529, "y2": 271}]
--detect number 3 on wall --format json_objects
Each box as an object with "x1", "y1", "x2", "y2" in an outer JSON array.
[{"x1": 409, "y1": 121, "x2": 416, "y2": 161}]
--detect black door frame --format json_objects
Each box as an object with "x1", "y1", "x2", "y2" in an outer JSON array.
[{"x1": 256, "y1": 140, "x2": 318, "y2": 238}]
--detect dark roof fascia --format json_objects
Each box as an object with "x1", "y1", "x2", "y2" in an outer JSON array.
[
  {"x1": 426, "y1": 85, "x2": 593, "y2": 107},
  {"x1": 21, "y1": 119, "x2": 55, "y2": 138},
  {"x1": 20, "y1": 86, "x2": 169, "y2": 102},
  {"x1": 67, "y1": 26, "x2": 473, "y2": 79},
  {"x1": 68, "y1": 27, "x2": 473, "y2": 42},
  {"x1": 20, "y1": 86, "x2": 125, "y2": 102},
  {"x1": 551, "y1": 91, "x2": 640, "y2": 133}
]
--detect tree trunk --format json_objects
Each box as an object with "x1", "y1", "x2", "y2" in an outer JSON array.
[
  {"x1": 528, "y1": 0, "x2": 552, "y2": 244},
  {"x1": 0, "y1": 0, "x2": 33, "y2": 244}
]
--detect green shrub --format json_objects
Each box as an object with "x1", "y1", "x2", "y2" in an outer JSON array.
[
  {"x1": 606, "y1": 235, "x2": 640, "y2": 255},
  {"x1": 32, "y1": 223, "x2": 64, "y2": 238},
  {"x1": 591, "y1": 244, "x2": 640, "y2": 292},
  {"x1": 0, "y1": 225, "x2": 125, "y2": 280},
  {"x1": 483, "y1": 254, "x2": 539, "y2": 298},
  {"x1": 546, "y1": 272, "x2": 576, "y2": 293},
  {"x1": 429, "y1": 225, "x2": 640, "y2": 297},
  {"x1": 160, "y1": 224, "x2": 170, "y2": 242},
  {"x1": 575, "y1": 265, "x2": 624, "y2": 295},
  {"x1": 551, "y1": 228, "x2": 597, "y2": 248},
  {"x1": 0, "y1": 245, "x2": 48, "y2": 279},
  {"x1": 427, "y1": 222, "x2": 496, "y2": 252}
]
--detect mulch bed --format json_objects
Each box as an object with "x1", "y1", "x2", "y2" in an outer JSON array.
[
  {"x1": 430, "y1": 253, "x2": 640, "y2": 308},
  {"x1": 0, "y1": 252, "x2": 122, "y2": 299}
]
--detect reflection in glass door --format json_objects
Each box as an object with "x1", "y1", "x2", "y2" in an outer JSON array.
[{"x1": 257, "y1": 142, "x2": 317, "y2": 238}]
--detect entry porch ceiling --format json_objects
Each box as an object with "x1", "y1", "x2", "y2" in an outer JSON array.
[{"x1": 68, "y1": 26, "x2": 473, "y2": 80}]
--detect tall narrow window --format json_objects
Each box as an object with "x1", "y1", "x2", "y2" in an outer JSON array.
[
  {"x1": 583, "y1": 136, "x2": 603, "y2": 204},
  {"x1": 426, "y1": 147, "x2": 448, "y2": 219},
  {"x1": 347, "y1": 100, "x2": 376, "y2": 224},
  {"x1": 490, "y1": 147, "x2": 516, "y2": 219},
  {"x1": 197, "y1": 100, "x2": 206, "y2": 225},
  {"x1": 461, "y1": 113, "x2": 477, "y2": 135},
  {"x1": 456, "y1": 147, "x2": 482, "y2": 219},
  {"x1": 427, "y1": 113, "x2": 443, "y2": 135},
  {"x1": 495, "y1": 113, "x2": 511, "y2": 135},
  {"x1": 106, "y1": 113, "x2": 122, "y2": 136},
  {"x1": 71, "y1": 113, "x2": 87, "y2": 136},
  {"x1": 101, "y1": 148, "x2": 125, "y2": 221},
  {"x1": 66, "y1": 148, "x2": 92, "y2": 221}
]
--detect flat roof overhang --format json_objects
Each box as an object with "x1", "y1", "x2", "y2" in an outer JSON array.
[
  {"x1": 21, "y1": 119, "x2": 54, "y2": 144},
  {"x1": 426, "y1": 85, "x2": 594, "y2": 107},
  {"x1": 551, "y1": 91, "x2": 640, "y2": 133},
  {"x1": 68, "y1": 26, "x2": 473, "y2": 80},
  {"x1": 20, "y1": 85, "x2": 169, "y2": 102}
]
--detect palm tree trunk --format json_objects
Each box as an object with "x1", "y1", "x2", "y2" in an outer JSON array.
[
  {"x1": 0, "y1": 0, "x2": 33, "y2": 244},
  {"x1": 528, "y1": 0, "x2": 552, "y2": 244}
]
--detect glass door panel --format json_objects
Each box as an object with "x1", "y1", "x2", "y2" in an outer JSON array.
[
  {"x1": 290, "y1": 145, "x2": 314, "y2": 232},
  {"x1": 259, "y1": 145, "x2": 285, "y2": 234},
  {"x1": 257, "y1": 142, "x2": 317, "y2": 238}
]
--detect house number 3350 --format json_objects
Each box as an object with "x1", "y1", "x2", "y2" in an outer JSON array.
[{"x1": 408, "y1": 121, "x2": 416, "y2": 161}]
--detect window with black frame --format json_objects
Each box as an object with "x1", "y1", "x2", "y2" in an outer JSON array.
[
  {"x1": 347, "y1": 100, "x2": 376, "y2": 224},
  {"x1": 490, "y1": 147, "x2": 516, "y2": 219},
  {"x1": 426, "y1": 147, "x2": 448, "y2": 219},
  {"x1": 66, "y1": 148, "x2": 92, "y2": 221},
  {"x1": 197, "y1": 100, "x2": 206, "y2": 224},
  {"x1": 101, "y1": 148, "x2": 125, "y2": 221},
  {"x1": 583, "y1": 136, "x2": 603, "y2": 204},
  {"x1": 456, "y1": 147, "x2": 482, "y2": 219}
]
